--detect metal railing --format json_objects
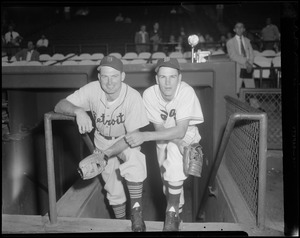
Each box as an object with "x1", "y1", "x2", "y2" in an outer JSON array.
[
  {"x1": 44, "y1": 111, "x2": 94, "y2": 224},
  {"x1": 199, "y1": 96, "x2": 268, "y2": 228}
]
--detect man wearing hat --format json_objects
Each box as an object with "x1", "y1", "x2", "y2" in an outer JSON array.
[
  {"x1": 54, "y1": 55, "x2": 149, "y2": 232},
  {"x1": 125, "y1": 58, "x2": 204, "y2": 231}
]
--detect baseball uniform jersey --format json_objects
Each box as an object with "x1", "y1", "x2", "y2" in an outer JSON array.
[
  {"x1": 66, "y1": 80, "x2": 149, "y2": 205},
  {"x1": 143, "y1": 80, "x2": 204, "y2": 206}
]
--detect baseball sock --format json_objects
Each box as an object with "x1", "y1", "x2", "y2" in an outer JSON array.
[
  {"x1": 126, "y1": 181, "x2": 143, "y2": 209},
  {"x1": 166, "y1": 181, "x2": 183, "y2": 216},
  {"x1": 112, "y1": 202, "x2": 126, "y2": 219}
]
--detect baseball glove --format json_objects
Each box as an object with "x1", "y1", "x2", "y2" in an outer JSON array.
[
  {"x1": 78, "y1": 149, "x2": 107, "y2": 180},
  {"x1": 183, "y1": 143, "x2": 204, "y2": 177}
]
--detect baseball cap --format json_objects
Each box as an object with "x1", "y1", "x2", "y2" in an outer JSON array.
[
  {"x1": 155, "y1": 57, "x2": 180, "y2": 73},
  {"x1": 97, "y1": 55, "x2": 123, "y2": 72}
]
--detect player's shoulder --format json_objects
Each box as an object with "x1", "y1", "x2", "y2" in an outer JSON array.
[
  {"x1": 143, "y1": 84, "x2": 157, "y2": 97},
  {"x1": 124, "y1": 83, "x2": 143, "y2": 99},
  {"x1": 179, "y1": 81, "x2": 194, "y2": 93}
]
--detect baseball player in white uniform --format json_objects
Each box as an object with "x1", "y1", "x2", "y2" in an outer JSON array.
[
  {"x1": 54, "y1": 56, "x2": 149, "y2": 232},
  {"x1": 125, "y1": 57, "x2": 204, "y2": 231}
]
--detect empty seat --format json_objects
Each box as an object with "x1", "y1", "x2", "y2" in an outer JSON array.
[
  {"x1": 109, "y1": 52, "x2": 122, "y2": 59},
  {"x1": 27, "y1": 61, "x2": 43, "y2": 66},
  {"x1": 121, "y1": 59, "x2": 130, "y2": 65},
  {"x1": 2, "y1": 61, "x2": 12, "y2": 66},
  {"x1": 138, "y1": 52, "x2": 151, "y2": 59},
  {"x1": 177, "y1": 58, "x2": 188, "y2": 63},
  {"x1": 61, "y1": 60, "x2": 78, "y2": 65},
  {"x1": 169, "y1": 52, "x2": 184, "y2": 58},
  {"x1": 2, "y1": 56, "x2": 8, "y2": 62},
  {"x1": 130, "y1": 59, "x2": 147, "y2": 64},
  {"x1": 78, "y1": 53, "x2": 92, "y2": 60},
  {"x1": 253, "y1": 50, "x2": 262, "y2": 57},
  {"x1": 78, "y1": 60, "x2": 96, "y2": 65},
  {"x1": 183, "y1": 51, "x2": 192, "y2": 59},
  {"x1": 253, "y1": 56, "x2": 272, "y2": 78},
  {"x1": 152, "y1": 52, "x2": 166, "y2": 59},
  {"x1": 43, "y1": 60, "x2": 59, "y2": 66},
  {"x1": 272, "y1": 56, "x2": 281, "y2": 67},
  {"x1": 90, "y1": 53, "x2": 104, "y2": 60},
  {"x1": 260, "y1": 49, "x2": 276, "y2": 57},
  {"x1": 211, "y1": 49, "x2": 225, "y2": 55},
  {"x1": 10, "y1": 61, "x2": 28, "y2": 66},
  {"x1": 40, "y1": 54, "x2": 52, "y2": 61},
  {"x1": 123, "y1": 52, "x2": 138, "y2": 60},
  {"x1": 51, "y1": 53, "x2": 65, "y2": 61}
]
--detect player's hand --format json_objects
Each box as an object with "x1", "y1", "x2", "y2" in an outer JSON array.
[
  {"x1": 74, "y1": 108, "x2": 93, "y2": 134},
  {"x1": 125, "y1": 131, "x2": 146, "y2": 148}
]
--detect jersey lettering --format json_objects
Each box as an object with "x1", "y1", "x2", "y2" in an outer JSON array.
[
  {"x1": 160, "y1": 109, "x2": 176, "y2": 121},
  {"x1": 92, "y1": 111, "x2": 125, "y2": 126}
]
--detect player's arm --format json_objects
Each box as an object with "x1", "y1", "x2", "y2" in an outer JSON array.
[
  {"x1": 103, "y1": 129, "x2": 140, "y2": 158},
  {"x1": 54, "y1": 99, "x2": 93, "y2": 134},
  {"x1": 125, "y1": 119, "x2": 190, "y2": 148}
]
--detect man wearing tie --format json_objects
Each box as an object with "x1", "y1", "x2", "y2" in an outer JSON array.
[{"x1": 226, "y1": 22, "x2": 255, "y2": 96}]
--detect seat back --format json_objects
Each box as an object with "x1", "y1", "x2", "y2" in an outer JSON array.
[{"x1": 253, "y1": 56, "x2": 272, "y2": 78}]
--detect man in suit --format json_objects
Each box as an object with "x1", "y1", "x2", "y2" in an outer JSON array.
[
  {"x1": 226, "y1": 22, "x2": 255, "y2": 96},
  {"x1": 15, "y1": 41, "x2": 40, "y2": 61},
  {"x1": 135, "y1": 24, "x2": 150, "y2": 54}
]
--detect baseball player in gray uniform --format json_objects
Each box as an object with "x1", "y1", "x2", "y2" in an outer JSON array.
[
  {"x1": 125, "y1": 58, "x2": 204, "y2": 231},
  {"x1": 54, "y1": 56, "x2": 149, "y2": 232}
]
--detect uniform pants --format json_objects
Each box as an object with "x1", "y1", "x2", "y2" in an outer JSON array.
[{"x1": 95, "y1": 135, "x2": 147, "y2": 206}]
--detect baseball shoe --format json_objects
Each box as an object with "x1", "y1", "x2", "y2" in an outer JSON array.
[
  {"x1": 131, "y1": 207, "x2": 146, "y2": 232},
  {"x1": 163, "y1": 211, "x2": 181, "y2": 231}
]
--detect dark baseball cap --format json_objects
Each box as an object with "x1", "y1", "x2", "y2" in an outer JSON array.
[
  {"x1": 155, "y1": 57, "x2": 180, "y2": 73},
  {"x1": 97, "y1": 55, "x2": 123, "y2": 72}
]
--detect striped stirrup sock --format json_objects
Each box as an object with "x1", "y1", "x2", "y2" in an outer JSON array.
[
  {"x1": 126, "y1": 181, "x2": 143, "y2": 209},
  {"x1": 112, "y1": 202, "x2": 126, "y2": 219}
]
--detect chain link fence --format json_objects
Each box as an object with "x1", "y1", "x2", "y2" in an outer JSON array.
[
  {"x1": 240, "y1": 88, "x2": 282, "y2": 150},
  {"x1": 224, "y1": 96, "x2": 267, "y2": 226}
]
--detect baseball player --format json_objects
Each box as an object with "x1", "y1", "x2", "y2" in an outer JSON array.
[
  {"x1": 125, "y1": 58, "x2": 204, "y2": 231},
  {"x1": 54, "y1": 56, "x2": 149, "y2": 232}
]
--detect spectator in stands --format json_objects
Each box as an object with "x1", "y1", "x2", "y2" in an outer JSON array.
[
  {"x1": 115, "y1": 13, "x2": 124, "y2": 23},
  {"x1": 219, "y1": 34, "x2": 227, "y2": 53},
  {"x1": 4, "y1": 25, "x2": 22, "y2": 60},
  {"x1": 204, "y1": 33, "x2": 214, "y2": 42},
  {"x1": 36, "y1": 34, "x2": 49, "y2": 54},
  {"x1": 226, "y1": 22, "x2": 255, "y2": 96},
  {"x1": 64, "y1": 6, "x2": 71, "y2": 21},
  {"x1": 226, "y1": 32, "x2": 233, "y2": 41},
  {"x1": 178, "y1": 27, "x2": 188, "y2": 52},
  {"x1": 135, "y1": 24, "x2": 150, "y2": 53},
  {"x1": 260, "y1": 17, "x2": 280, "y2": 51},
  {"x1": 150, "y1": 22, "x2": 162, "y2": 52},
  {"x1": 124, "y1": 17, "x2": 132, "y2": 23},
  {"x1": 167, "y1": 34, "x2": 177, "y2": 53},
  {"x1": 15, "y1": 41, "x2": 40, "y2": 61},
  {"x1": 197, "y1": 32, "x2": 206, "y2": 43}
]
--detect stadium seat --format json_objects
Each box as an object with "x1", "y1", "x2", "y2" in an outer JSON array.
[
  {"x1": 43, "y1": 60, "x2": 59, "y2": 66},
  {"x1": 152, "y1": 52, "x2": 166, "y2": 59},
  {"x1": 122, "y1": 52, "x2": 138, "y2": 60},
  {"x1": 253, "y1": 56, "x2": 272, "y2": 86},
  {"x1": 10, "y1": 61, "x2": 28, "y2": 66},
  {"x1": 109, "y1": 52, "x2": 122, "y2": 59},
  {"x1": 2, "y1": 56, "x2": 8, "y2": 62},
  {"x1": 61, "y1": 60, "x2": 79, "y2": 65},
  {"x1": 78, "y1": 60, "x2": 96, "y2": 65},
  {"x1": 211, "y1": 49, "x2": 225, "y2": 55},
  {"x1": 183, "y1": 51, "x2": 192, "y2": 59},
  {"x1": 138, "y1": 52, "x2": 151, "y2": 59},
  {"x1": 260, "y1": 49, "x2": 276, "y2": 57},
  {"x1": 177, "y1": 58, "x2": 187, "y2": 63},
  {"x1": 90, "y1": 53, "x2": 104, "y2": 60},
  {"x1": 272, "y1": 56, "x2": 281, "y2": 87},
  {"x1": 51, "y1": 53, "x2": 65, "y2": 61},
  {"x1": 169, "y1": 52, "x2": 184, "y2": 58},
  {"x1": 130, "y1": 59, "x2": 147, "y2": 64},
  {"x1": 10, "y1": 56, "x2": 16, "y2": 62},
  {"x1": 2, "y1": 61, "x2": 12, "y2": 66},
  {"x1": 27, "y1": 61, "x2": 43, "y2": 66},
  {"x1": 121, "y1": 59, "x2": 130, "y2": 64},
  {"x1": 253, "y1": 50, "x2": 262, "y2": 57},
  {"x1": 40, "y1": 54, "x2": 52, "y2": 61},
  {"x1": 79, "y1": 53, "x2": 92, "y2": 60}
]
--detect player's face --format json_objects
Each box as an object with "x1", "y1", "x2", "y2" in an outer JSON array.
[
  {"x1": 156, "y1": 67, "x2": 181, "y2": 101},
  {"x1": 98, "y1": 66, "x2": 125, "y2": 99}
]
